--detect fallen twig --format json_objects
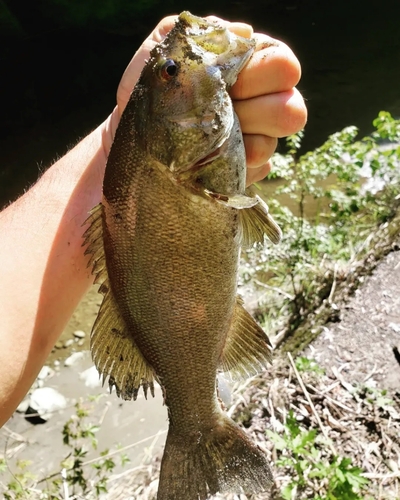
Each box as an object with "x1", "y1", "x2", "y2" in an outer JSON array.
[{"x1": 288, "y1": 353, "x2": 337, "y2": 456}]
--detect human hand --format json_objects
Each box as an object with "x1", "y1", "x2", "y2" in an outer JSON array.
[{"x1": 103, "y1": 15, "x2": 307, "y2": 185}]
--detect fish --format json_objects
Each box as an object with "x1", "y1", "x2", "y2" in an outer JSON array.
[{"x1": 83, "y1": 11, "x2": 282, "y2": 500}]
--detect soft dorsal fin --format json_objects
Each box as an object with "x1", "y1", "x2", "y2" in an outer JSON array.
[
  {"x1": 83, "y1": 205, "x2": 156, "y2": 400},
  {"x1": 239, "y1": 192, "x2": 282, "y2": 246},
  {"x1": 220, "y1": 296, "x2": 272, "y2": 379}
]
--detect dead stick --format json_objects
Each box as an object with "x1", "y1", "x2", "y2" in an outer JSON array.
[
  {"x1": 61, "y1": 468, "x2": 70, "y2": 500},
  {"x1": 288, "y1": 353, "x2": 337, "y2": 456}
]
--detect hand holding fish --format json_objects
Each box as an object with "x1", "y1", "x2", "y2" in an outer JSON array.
[
  {"x1": 84, "y1": 13, "x2": 305, "y2": 499},
  {"x1": 0, "y1": 12, "x2": 306, "y2": 451},
  {"x1": 103, "y1": 15, "x2": 307, "y2": 185}
]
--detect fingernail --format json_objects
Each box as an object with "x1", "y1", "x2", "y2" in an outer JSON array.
[{"x1": 228, "y1": 22, "x2": 254, "y2": 38}]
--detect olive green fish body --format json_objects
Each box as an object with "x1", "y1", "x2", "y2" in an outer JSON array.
[
  {"x1": 103, "y1": 142, "x2": 239, "y2": 429},
  {"x1": 84, "y1": 11, "x2": 282, "y2": 499}
]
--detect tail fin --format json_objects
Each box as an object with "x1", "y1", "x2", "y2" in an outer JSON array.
[{"x1": 157, "y1": 414, "x2": 273, "y2": 500}]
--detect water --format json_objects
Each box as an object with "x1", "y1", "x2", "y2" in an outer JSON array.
[{"x1": 1, "y1": 351, "x2": 168, "y2": 486}]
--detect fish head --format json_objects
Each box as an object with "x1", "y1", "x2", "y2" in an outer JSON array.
[{"x1": 135, "y1": 12, "x2": 255, "y2": 175}]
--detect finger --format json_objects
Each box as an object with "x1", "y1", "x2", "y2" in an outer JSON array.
[
  {"x1": 231, "y1": 34, "x2": 301, "y2": 100},
  {"x1": 234, "y1": 87, "x2": 307, "y2": 138},
  {"x1": 205, "y1": 16, "x2": 253, "y2": 38},
  {"x1": 243, "y1": 134, "x2": 277, "y2": 169},
  {"x1": 246, "y1": 161, "x2": 272, "y2": 186}
]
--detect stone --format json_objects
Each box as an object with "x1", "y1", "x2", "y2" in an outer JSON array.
[
  {"x1": 64, "y1": 352, "x2": 85, "y2": 367},
  {"x1": 64, "y1": 339, "x2": 74, "y2": 348},
  {"x1": 79, "y1": 366, "x2": 102, "y2": 388},
  {"x1": 37, "y1": 365, "x2": 55, "y2": 380},
  {"x1": 16, "y1": 398, "x2": 30, "y2": 413},
  {"x1": 389, "y1": 322, "x2": 400, "y2": 334},
  {"x1": 29, "y1": 387, "x2": 67, "y2": 421},
  {"x1": 73, "y1": 330, "x2": 86, "y2": 339}
]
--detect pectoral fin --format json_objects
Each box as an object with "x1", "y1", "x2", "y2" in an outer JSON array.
[
  {"x1": 204, "y1": 189, "x2": 281, "y2": 245},
  {"x1": 239, "y1": 193, "x2": 282, "y2": 246},
  {"x1": 204, "y1": 190, "x2": 258, "y2": 209},
  {"x1": 83, "y1": 205, "x2": 156, "y2": 400},
  {"x1": 220, "y1": 297, "x2": 272, "y2": 379}
]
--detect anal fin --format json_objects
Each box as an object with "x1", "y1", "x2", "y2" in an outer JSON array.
[
  {"x1": 83, "y1": 204, "x2": 156, "y2": 400},
  {"x1": 220, "y1": 297, "x2": 273, "y2": 379}
]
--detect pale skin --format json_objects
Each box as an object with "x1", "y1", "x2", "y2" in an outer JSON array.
[{"x1": 0, "y1": 16, "x2": 306, "y2": 427}]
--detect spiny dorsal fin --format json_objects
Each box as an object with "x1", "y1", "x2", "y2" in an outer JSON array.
[
  {"x1": 220, "y1": 296, "x2": 272, "y2": 379},
  {"x1": 239, "y1": 193, "x2": 282, "y2": 246},
  {"x1": 83, "y1": 204, "x2": 108, "y2": 285},
  {"x1": 82, "y1": 204, "x2": 156, "y2": 400}
]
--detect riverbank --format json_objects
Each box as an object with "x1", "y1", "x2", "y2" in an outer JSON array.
[{"x1": 108, "y1": 218, "x2": 400, "y2": 499}]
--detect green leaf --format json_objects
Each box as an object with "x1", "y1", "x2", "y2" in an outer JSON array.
[
  {"x1": 265, "y1": 429, "x2": 288, "y2": 450},
  {"x1": 281, "y1": 483, "x2": 297, "y2": 500}
]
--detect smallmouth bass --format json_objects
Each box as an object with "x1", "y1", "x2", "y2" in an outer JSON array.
[{"x1": 84, "y1": 11, "x2": 281, "y2": 500}]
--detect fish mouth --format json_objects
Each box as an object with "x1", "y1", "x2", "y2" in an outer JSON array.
[{"x1": 171, "y1": 113, "x2": 215, "y2": 129}]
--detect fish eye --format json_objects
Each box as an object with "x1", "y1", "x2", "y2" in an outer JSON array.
[{"x1": 159, "y1": 59, "x2": 179, "y2": 80}]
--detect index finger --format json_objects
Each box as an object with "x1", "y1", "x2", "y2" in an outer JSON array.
[{"x1": 230, "y1": 33, "x2": 301, "y2": 100}]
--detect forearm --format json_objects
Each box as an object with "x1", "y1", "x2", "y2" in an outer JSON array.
[{"x1": 0, "y1": 121, "x2": 108, "y2": 426}]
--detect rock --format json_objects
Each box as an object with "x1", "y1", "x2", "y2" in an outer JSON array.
[
  {"x1": 64, "y1": 339, "x2": 74, "y2": 348},
  {"x1": 28, "y1": 387, "x2": 67, "y2": 422},
  {"x1": 16, "y1": 398, "x2": 30, "y2": 413},
  {"x1": 80, "y1": 366, "x2": 101, "y2": 388},
  {"x1": 37, "y1": 365, "x2": 55, "y2": 380},
  {"x1": 54, "y1": 341, "x2": 64, "y2": 349},
  {"x1": 53, "y1": 360, "x2": 60, "y2": 367},
  {"x1": 73, "y1": 330, "x2": 86, "y2": 339},
  {"x1": 389, "y1": 322, "x2": 400, "y2": 334},
  {"x1": 64, "y1": 352, "x2": 85, "y2": 367},
  {"x1": 77, "y1": 339, "x2": 85, "y2": 347}
]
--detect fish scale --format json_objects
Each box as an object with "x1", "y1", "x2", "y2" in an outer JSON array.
[{"x1": 83, "y1": 11, "x2": 282, "y2": 499}]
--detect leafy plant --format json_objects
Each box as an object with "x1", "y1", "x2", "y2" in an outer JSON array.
[
  {"x1": 0, "y1": 398, "x2": 130, "y2": 499},
  {"x1": 267, "y1": 410, "x2": 370, "y2": 499},
  {"x1": 295, "y1": 356, "x2": 325, "y2": 376},
  {"x1": 2, "y1": 460, "x2": 37, "y2": 500},
  {"x1": 359, "y1": 386, "x2": 394, "y2": 410},
  {"x1": 242, "y1": 111, "x2": 400, "y2": 338}
]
